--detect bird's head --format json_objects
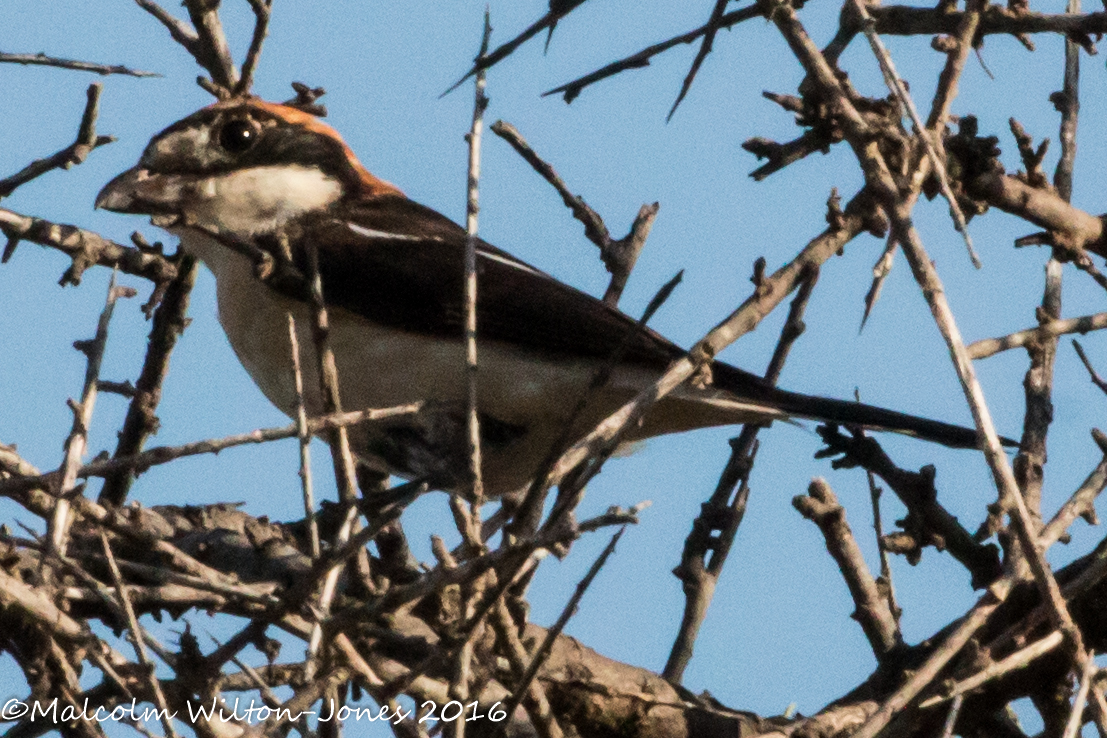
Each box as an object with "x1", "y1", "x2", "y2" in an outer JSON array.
[{"x1": 96, "y1": 98, "x2": 402, "y2": 239}]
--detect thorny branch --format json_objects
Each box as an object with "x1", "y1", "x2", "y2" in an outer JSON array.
[
  {"x1": 0, "y1": 84, "x2": 114, "y2": 201},
  {"x1": 0, "y1": 51, "x2": 159, "y2": 77},
  {"x1": 8, "y1": 0, "x2": 1107, "y2": 735},
  {"x1": 490, "y1": 120, "x2": 658, "y2": 307},
  {"x1": 664, "y1": 264, "x2": 818, "y2": 684}
]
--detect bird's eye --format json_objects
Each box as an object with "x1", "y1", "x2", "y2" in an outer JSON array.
[{"x1": 218, "y1": 119, "x2": 257, "y2": 154}]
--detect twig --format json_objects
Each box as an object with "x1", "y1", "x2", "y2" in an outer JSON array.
[
  {"x1": 0, "y1": 402, "x2": 421, "y2": 499},
  {"x1": 1040, "y1": 435, "x2": 1107, "y2": 547},
  {"x1": 0, "y1": 51, "x2": 159, "y2": 77},
  {"x1": 49, "y1": 271, "x2": 133, "y2": 557},
  {"x1": 940, "y1": 694, "x2": 963, "y2": 738},
  {"x1": 99, "y1": 533, "x2": 180, "y2": 738},
  {"x1": 464, "y1": 9, "x2": 492, "y2": 511},
  {"x1": 498, "y1": 526, "x2": 626, "y2": 735},
  {"x1": 288, "y1": 315, "x2": 320, "y2": 560},
  {"x1": 816, "y1": 426, "x2": 1001, "y2": 586},
  {"x1": 793, "y1": 479, "x2": 901, "y2": 659},
  {"x1": 491, "y1": 601, "x2": 563, "y2": 738},
  {"x1": 490, "y1": 120, "x2": 658, "y2": 306},
  {"x1": 1062, "y1": 652, "x2": 1098, "y2": 738},
  {"x1": 869, "y1": 4, "x2": 1107, "y2": 39},
  {"x1": 288, "y1": 311, "x2": 324, "y2": 681},
  {"x1": 919, "y1": 630, "x2": 1064, "y2": 708},
  {"x1": 0, "y1": 84, "x2": 114, "y2": 200},
  {"x1": 283, "y1": 81, "x2": 328, "y2": 116},
  {"x1": 862, "y1": 415, "x2": 899, "y2": 624},
  {"x1": 99, "y1": 256, "x2": 198, "y2": 506},
  {"x1": 447, "y1": 22, "x2": 494, "y2": 736},
  {"x1": 134, "y1": 0, "x2": 200, "y2": 56},
  {"x1": 1016, "y1": 245, "x2": 1065, "y2": 516},
  {"x1": 1012, "y1": 75, "x2": 1072, "y2": 518},
  {"x1": 860, "y1": 236, "x2": 896, "y2": 331},
  {"x1": 1054, "y1": 0, "x2": 1082, "y2": 203},
  {"x1": 850, "y1": 0, "x2": 980, "y2": 268},
  {"x1": 235, "y1": 0, "x2": 272, "y2": 95},
  {"x1": 664, "y1": 267, "x2": 817, "y2": 684},
  {"x1": 443, "y1": 0, "x2": 586, "y2": 96},
  {"x1": 183, "y1": 0, "x2": 238, "y2": 91},
  {"x1": 301, "y1": 234, "x2": 370, "y2": 660},
  {"x1": 543, "y1": 4, "x2": 761, "y2": 103},
  {"x1": 303, "y1": 244, "x2": 361, "y2": 509},
  {"x1": 861, "y1": 0, "x2": 982, "y2": 329},
  {"x1": 925, "y1": 0, "x2": 984, "y2": 131},
  {"x1": 0, "y1": 208, "x2": 178, "y2": 288},
  {"x1": 668, "y1": 0, "x2": 729, "y2": 121},
  {"x1": 969, "y1": 312, "x2": 1107, "y2": 359},
  {"x1": 743, "y1": 130, "x2": 834, "y2": 181},
  {"x1": 1074, "y1": 340, "x2": 1107, "y2": 396}
]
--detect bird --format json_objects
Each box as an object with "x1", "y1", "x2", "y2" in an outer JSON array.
[{"x1": 96, "y1": 97, "x2": 996, "y2": 498}]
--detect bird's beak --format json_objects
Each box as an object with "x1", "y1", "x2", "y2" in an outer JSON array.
[{"x1": 95, "y1": 167, "x2": 191, "y2": 216}]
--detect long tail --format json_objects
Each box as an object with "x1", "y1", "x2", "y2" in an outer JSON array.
[{"x1": 711, "y1": 363, "x2": 1017, "y2": 450}]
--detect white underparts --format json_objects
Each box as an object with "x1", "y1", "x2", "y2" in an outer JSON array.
[{"x1": 186, "y1": 165, "x2": 343, "y2": 239}]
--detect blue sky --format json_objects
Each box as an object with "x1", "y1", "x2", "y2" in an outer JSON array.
[{"x1": 2, "y1": 0, "x2": 1106, "y2": 733}]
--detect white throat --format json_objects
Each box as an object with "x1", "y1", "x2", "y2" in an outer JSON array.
[{"x1": 184, "y1": 164, "x2": 343, "y2": 239}]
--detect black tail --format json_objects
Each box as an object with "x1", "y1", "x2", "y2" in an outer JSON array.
[{"x1": 712, "y1": 363, "x2": 1017, "y2": 450}]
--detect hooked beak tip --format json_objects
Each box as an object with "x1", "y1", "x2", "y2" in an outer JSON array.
[{"x1": 95, "y1": 167, "x2": 147, "y2": 213}]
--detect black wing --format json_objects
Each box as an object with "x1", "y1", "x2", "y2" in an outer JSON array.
[{"x1": 294, "y1": 194, "x2": 693, "y2": 368}]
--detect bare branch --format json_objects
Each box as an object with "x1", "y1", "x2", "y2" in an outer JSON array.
[
  {"x1": 1039, "y1": 431, "x2": 1107, "y2": 547},
  {"x1": 667, "y1": 0, "x2": 730, "y2": 121},
  {"x1": 235, "y1": 0, "x2": 272, "y2": 95},
  {"x1": 920, "y1": 631, "x2": 1065, "y2": 708},
  {"x1": 50, "y1": 272, "x2": 133, "y2": 557},
  {"x1": 134, "y1": 0, "x2": 201, "y2": 55},
  {"x1": 665, "y1": 267, "x2": 817, "y2": 684},
  {"x1": 850, "y1": 0, "x2": 980, "y2": 267},
  {"x1": 1074, "y1": 340, "x2": 1107, "y2": 396},
  {"x1": 0, "y1": 402, "x2": 421, "y2": 499},
  {"x1": 464, "y1": 10, "x2": 492, "y2": 512},
  {"x1": 0, "y1": 84, "x2": 114, "y2": 200},
  {"x1": 183, "y1": 0, "x2": 238, "y2": 90},
  {"x1": 443, "y1": 0, "x2": 586, "y2": 96},
  {"x1": 0, "y1": 51, "x2": 159, "y2": 77},
  {"x1": 499, "y1": 526, "x2": 627, "y2": 732},
  {"x1": 490, "y1": 120, "x2": 658, "y2": 306},
  {"x1": 99, "y1": 532, "x2": 180, "y2": 738},
  {"x1": 99, "y1": 256, "x2": 198, "y2": 506},
  {"x1": 969, "y1": 312, "x2": 1107, "y2": 359},
  {"x1": 0, "y1": 208, "x2": 177, "y2": 289},
  {"x1": 544, "y1": 4, "x2": 761, "y2": 103},
  {"x1": 793, "y1": 479, "x2": 901, "y2": 659}
]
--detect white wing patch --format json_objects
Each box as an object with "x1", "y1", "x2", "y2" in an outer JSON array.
[
  {"x1": 348, "y1": 222, "x2": 543, "y2": 276},
  {"x1": 477, "y1": 249, "x2": 541, "y2": 275},
  {"x1": 348, "y1": 223, "x2": 422, "y2": 241}
]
